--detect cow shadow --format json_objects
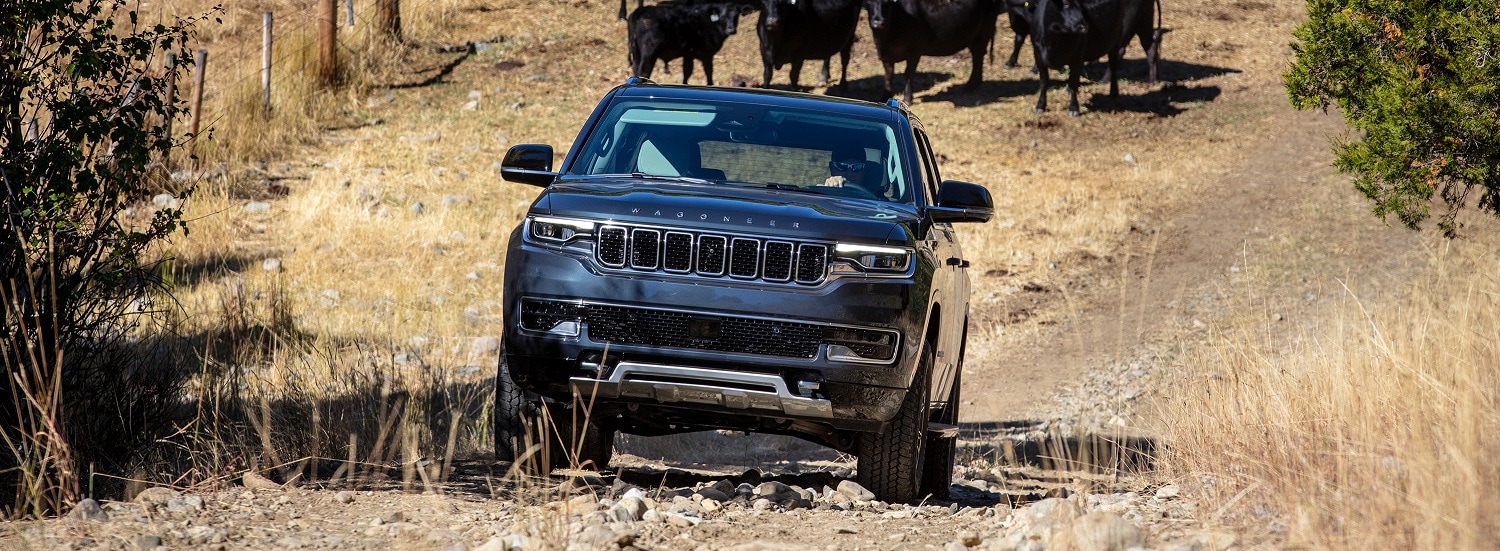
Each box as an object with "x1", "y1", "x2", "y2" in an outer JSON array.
[
  {"x1": 1078, "y1": 57, "x2": 1239, "y2": 85},
  {"x1": 1086, "y1": 83, "x2": 1223, "y2": 117},
  {"x1": 924, "y1": 76, "x2": 1039, "y2": 107},
  {"x1": 820, "y1": 72, "x2": 954, "y2": 103}
]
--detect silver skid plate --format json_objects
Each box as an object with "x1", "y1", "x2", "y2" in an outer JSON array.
[{"x1": 569, "y1": 362, "x2": 834, "y2": 418}]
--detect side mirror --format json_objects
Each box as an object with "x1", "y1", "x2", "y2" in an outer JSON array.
[
  {"x1": 500, "y1": 144, "x2": 557, "y2": 187},
  {"x1": 928, "y1": 180, "x2": 993, "y2": 223}
]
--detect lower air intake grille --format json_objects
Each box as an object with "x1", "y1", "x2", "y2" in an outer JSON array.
[{"x1": 585, "y1": 305, "x2": 823, "y2": 358}]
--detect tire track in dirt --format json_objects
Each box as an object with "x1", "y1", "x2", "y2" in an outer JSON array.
[{"x1": 962, "y1": 105, "x2": 1426, "y2": 428}]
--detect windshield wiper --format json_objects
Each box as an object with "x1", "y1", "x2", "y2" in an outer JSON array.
[
  {"x1": 765, "y1": 183, "x2": 820, "y2": 193},
  {"x1": 629, "y1": 172, "x2": 714, "y2": 185}
]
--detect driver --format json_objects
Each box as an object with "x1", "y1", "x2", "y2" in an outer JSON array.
[{"x1": 820, "y1": 144, "x2": 881, "y2": 196}]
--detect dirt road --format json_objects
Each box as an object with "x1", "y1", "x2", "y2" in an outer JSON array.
[{"x1": 2, "y1": 0, "x2": 1441, "y2": 547}]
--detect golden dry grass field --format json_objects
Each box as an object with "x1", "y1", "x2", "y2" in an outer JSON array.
[{"x1": 94, "y1": 0, "x2": 1500, "y2": 547}]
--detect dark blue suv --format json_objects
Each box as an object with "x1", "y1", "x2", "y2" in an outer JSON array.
[{"x1": 496, "y1": 78, "x2": 992, "y2": 502}]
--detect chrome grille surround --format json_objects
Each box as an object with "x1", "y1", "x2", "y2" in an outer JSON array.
[{"x1": 594, "y1": 224, "x2": 829, "y2": 285}]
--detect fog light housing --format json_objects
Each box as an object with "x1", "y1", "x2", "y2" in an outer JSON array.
[{"x1": 520, "y1": 299, "x2": 583, "y2": 336}]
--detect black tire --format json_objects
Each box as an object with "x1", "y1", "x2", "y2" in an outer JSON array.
[
  {"x1": 562, "y1": 416, "x2": 615, "y2": 471},
  {"x1": 493, "y1": 350, "x2": 531, "y2": 463},
  {"x1": 495, "y1": 348, "x2": 615, "y2": 472},
  {"x1": 856, "y1": 344, "x2": 932, "y2": 503},
  {"x1": 921, "y1": 368, "x2": 959, "y2": 499}
]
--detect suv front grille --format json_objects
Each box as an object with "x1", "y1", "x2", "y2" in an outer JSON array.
[
  {"x1": 520, "y1": 299, "x2": 902, "y2": 362},
  {"x1": 596, "y1": 224, "x2": 828, "y2": 284}
]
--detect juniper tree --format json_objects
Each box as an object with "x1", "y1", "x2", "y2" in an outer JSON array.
[{"x1": 1285, "y1": 0, "x2": 1500, "y2": 237}]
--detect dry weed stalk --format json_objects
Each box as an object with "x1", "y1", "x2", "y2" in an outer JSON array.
[{"x1": 1164, "y1": 240, "x2": 1500, "y2": 549}]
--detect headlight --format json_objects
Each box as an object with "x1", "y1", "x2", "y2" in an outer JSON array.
[
  {"x1": 527, "y1": 216, "x2": 595, "y2": 244},
  {"x1": 833, "y1": 243, "x2": 913, "y2": 274}
]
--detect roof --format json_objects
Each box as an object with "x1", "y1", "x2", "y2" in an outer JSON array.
[{"x1": 611, "y1": 78, "x2": 919, "y2": 127}]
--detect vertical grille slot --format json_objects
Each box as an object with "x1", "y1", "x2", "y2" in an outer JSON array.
[
  {"x1": 598, "y1": 227, "x2": 627, "y2": 268},
  {"x1": 729, "y1": 238, "x2": 760, "y2": 278},
  {"x1": 763, "y1": 241, "x2": 794, "y2": 282},
  {"x1": 593, "y1": 224, "x2": 826, "y2": 285},
  {"x1": 630, "y1": 228, "x2": 661, "y2": 269},
  {"x1": 663, "y1": 232, "x2": 694, "y2": 273},
  {"x1": 796, "y1": 244, "x2": 828, "y2": 283},
  {"x1": 697, "y1": 235, "x2": 727, "y2": 276}
]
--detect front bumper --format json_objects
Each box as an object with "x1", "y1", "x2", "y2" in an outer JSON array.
[{"x1": 502, "y1": 236, "x2": 927, "y2": 430}]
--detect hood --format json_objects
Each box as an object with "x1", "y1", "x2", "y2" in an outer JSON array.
[{"x1": 531, "y1": 177, "x2": 919, "y2": 244}]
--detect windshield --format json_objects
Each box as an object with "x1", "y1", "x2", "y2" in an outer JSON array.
[{"x1": 567, "y1": 98, "x2": 915, "y2": 204}]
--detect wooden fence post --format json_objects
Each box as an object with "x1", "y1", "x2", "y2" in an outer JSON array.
[
  {"x1": 375, "y1": 0, "x2": 402, "y2": 42},
  {"x1": 262, "y1": 11, "x2": 273, "y2": 116},
  {"x1": 188, "y1": 48, "x2": 207, "y2": 162},
  {"x1": 346, "y1": 0, "x2": 355, "y2": 27},
  {"x1": 160, "y1": 51, "x2": 177, "y2": 168},
  {"x1": 318, "y1": 0, "x2": 337, "y2": 87}
]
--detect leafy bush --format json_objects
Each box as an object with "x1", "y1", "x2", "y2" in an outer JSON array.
[
  {"x1": 1285, "y1": 0, "x2": 1500, "y2": 236},
  {"x1": 1, "y1": 0, "x2": 217, "y2": 516}
]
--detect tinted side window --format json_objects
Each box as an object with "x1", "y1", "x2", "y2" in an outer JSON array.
[{"x1": 913, "y1": 130, "x2": 942, "y2": 205}]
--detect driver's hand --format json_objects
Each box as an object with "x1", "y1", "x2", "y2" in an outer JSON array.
[{"x1": 820, "y1": 176, "x2": 846, "y2": 188}]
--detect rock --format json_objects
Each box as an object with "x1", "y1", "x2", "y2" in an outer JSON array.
[
  {"x1": 616, "y1": 496, "x2": 647, "y2": 521},
  {"x1": 958, "y1": 531, "x2": 982, "y2": 547},
  {"x1": 152, "y1": 193, "x2": 179, "y2": 209},
  {"x1": 474, "y1": 538, "x2": 509, "y2": 551},
  {"x1": 165, "y1": 495, "x2": 204, "y2": 512},
  {"x1": 133, "y1": 487, "x2": 181, "y2": 504},
  {"x1": 751, "y1": 498, "x2": 773, "y2": 511},
  {"x1": 945, "y1": 543, "x2": 969, "y2": 551},
  {"x1": 665, "y1": 512, "x2": 700, "y2": 527},
  {"x1": 184, "y1": 525, "x2": 224, "y2": 544},
  {"x1": 442, "y1": 195, "x2": 469, "y2": 207},
  {"x1": 835, "y1": 480, "x2": 876, "y2": 502},
  {"x1": 701, "y1": 498, "x2": 722, "y2": 513},
  {"x1": 463, "y1": 100, "x2": 479, "y2": 111},
  {"x1": 134, "y1": 534, "x2": 163, "y2": 548},
  {"x1": 242, "y1": 201, "x2": 271, "y2": 213},
  {"x1": 754, "y1": 481, "x2": 790, "y2": 497},
  {"x1": 335, "y1": 491, "x2": 355, "y2": 504},
  {"x1": 69, "y1": 498, "x2": 108, "y2": 521},
  {"x1": 696, "y1": 487, "x2": 730, "y2": 502},
  {"x1": 1123, "y1": 153, "x2": 1137, "y2": 164},
  {"x1": 1154, "y1": 484, "x2": 1180, "y2": 500},
  {"x1": 1054, "y1": 512, "x2": 1143, "y2": 551},
  {"x1": 411, "y1": 201, "x2": 426, "y2": 215},
  {"x1": 262, "y1": 257, "x2": 282, "y2": 272}
]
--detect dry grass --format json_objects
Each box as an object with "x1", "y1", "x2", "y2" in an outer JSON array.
[
  {"x1": 1160, "y1": 223, "x2": 1500, "y2": 548},
  {"x1": 113, "y1": 4, "x2": 1500, "y2": 547}
]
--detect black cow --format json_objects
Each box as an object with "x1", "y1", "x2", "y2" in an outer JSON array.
[
  {"x1": 864, "y1": 0, "x2": 998, "y2": 104},
  {"x1": 756, "y1": 0, "x2": 862, "y2": 88},
  {"x1": 627, "y1": 1, "x2": 750, "y2": 86},
  {"x1": 1030, "y1": 0, "x2": 1161, "y2": 116}
]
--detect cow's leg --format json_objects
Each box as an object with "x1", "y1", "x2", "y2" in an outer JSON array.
[
  {"x1": 1107, "y1": 50, "x2": 1121, "y2": 98},
  {"x1": 1066, "y1": 63, "x2": 1081, "y2": 117},
  {"x1": 837, "y1": 48, "x2": 850, "y2": 87},
  {"x1": 1034, "y1": 63, "x2": 1049, "y2": 113},
  {"x1": 1147, "y1": 29, "x2": 1163, "y2": 84},
  {"x1": 883, "y1": 61, "x2": 897, "y2": 99},
  {"x1": 703, "y1": 57, "x2": 715, "y2": 86},
  {"x1": 1006, "y1": 33, "x2": 1025, "y2": 68},
  {"x1": 761, "y1": 47, "x2": 775, "y2": 87},
  {"x1": 790, "y1": 60, "x2": 804, "y2": 87},
  {"x1": 902, "y1": 58, "x2": 919, "y2": 104},
  {"x1": 818, "y1": 58, "x2": 831, "y2": 88},
  {"x1": 639, "y1": 54, "x2": 657, "y2": 80},
  {"x1": 965, "y1": 45, "x2": 985, "y2": 90},
  {"x1": 682, "y1": 57, "x2": 694, "y2": 84}
]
